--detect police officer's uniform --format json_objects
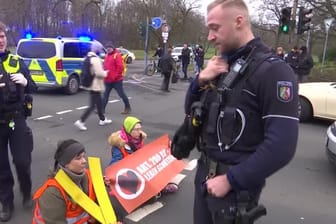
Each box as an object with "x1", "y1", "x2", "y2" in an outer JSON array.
[
  {"x1": 0, "y1": 50, "x2": 36, "y2": 219},
  {"x1": 184, "y1": 38, "x2": 299, "y2": 224}
]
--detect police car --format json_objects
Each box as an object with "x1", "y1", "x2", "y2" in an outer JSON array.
[{"x1": 16, "y1": 36, "x2": 104, "y2": 94}]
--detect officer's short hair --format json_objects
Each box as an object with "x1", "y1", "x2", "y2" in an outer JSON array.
[
  {"x1": 207, "y1": 0, "x2": 249, "y2": 13},
  {"x1": 0, "y1": 21, "x2": 7, "y2": 33}
]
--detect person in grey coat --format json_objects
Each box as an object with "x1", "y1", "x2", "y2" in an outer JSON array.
[{"x1": 74, "y1": 43, "x2": 112, "y2": 131}]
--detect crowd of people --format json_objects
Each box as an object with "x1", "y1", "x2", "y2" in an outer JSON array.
[{"x1": 275, "y1": 45, "x2": 314, "y2": 83}]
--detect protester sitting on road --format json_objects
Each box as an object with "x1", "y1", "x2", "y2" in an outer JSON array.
[
  {"x1": 107, "y1": 116, "x2": 179, "y2": 194},
  {"x1": 32, "y1": 139, "x2": 123, "y2": 224}
]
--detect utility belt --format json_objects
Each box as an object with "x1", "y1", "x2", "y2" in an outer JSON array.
[
  {"x1": 0, "y1": 110, "x2": 24, "y2": 123},
  {"x1": 200, "y1": 152, "x2": 229, "y2": 178},
  {"x1": 200, "y1": 152, "x2": 267, "y2": 224}
]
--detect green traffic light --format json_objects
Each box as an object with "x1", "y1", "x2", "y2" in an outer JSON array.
[{"x1": 282, "y1": 25, "x2": 289, "y2": 33}]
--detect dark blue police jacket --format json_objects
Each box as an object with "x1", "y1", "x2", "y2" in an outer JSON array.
[{"x1": 184, "y1": 38, "x2": 299, "y2": 192}]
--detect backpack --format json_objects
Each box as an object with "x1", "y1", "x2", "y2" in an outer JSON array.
[{"x1": 80, "y1": 55, "x2": 96, "y2": 87}]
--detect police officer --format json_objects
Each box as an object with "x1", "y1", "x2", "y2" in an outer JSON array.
[
  {"x1": 0, "y1": 21, "x2": 36, "y2": 222},
  {"x1": 183, "y1": 1, "x2": 299, "y2": 224}
]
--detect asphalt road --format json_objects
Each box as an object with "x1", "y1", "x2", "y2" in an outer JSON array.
[{"x1": 7, "y1": 61, "x2": 336, "y2": 224}]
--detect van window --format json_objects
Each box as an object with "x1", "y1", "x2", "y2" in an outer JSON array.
[
  {"x1": 63, "y1": 42, "x2": 81, "y2": 58},
  {"x1": 17, "y1": 41, "x2": 56, "y2": 58},
  {"x1": 79, "y1": 42, "x2": 91, "y2": 58},
  {"x1": 63, "y1": 42, "x2": 91, "y2": 58}
]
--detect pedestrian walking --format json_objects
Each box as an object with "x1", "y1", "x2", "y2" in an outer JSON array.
[
  {"x1": 195, "y1": 45, "x2": 205, "y2": 74},
  {"x1": 152, "y1": 44, "x2": 164, "y2": 72},
  {"x1": 296, "y1": 46, "x2": 314, "y2": 83},
  {"x1": 74, "y1": 43, "x2": 112, "y2": 131},
  {"x1": 180, "y1": 43, "x2": 191, "y2": 80},
  {"x1": 160, "y1": 46, "x2": 175, "y2": 92},
  {"x1": 285, "y1": 46, "x2": 300, "y2": 74},
  {"x1": 0, "y1": 21, "x2": 37, "y2": 222},
  {"x1": 102, "y1": 42, "x2": 131, "y2": 115}
]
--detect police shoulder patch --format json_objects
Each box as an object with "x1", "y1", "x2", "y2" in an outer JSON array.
[{"x1": 277, "y1": 81, "x2": 293, "y2": 102}]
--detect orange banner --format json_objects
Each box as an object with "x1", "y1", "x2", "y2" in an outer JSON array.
[{"x1": 105, "y1": 134, "x2": 185, "y2": 213}]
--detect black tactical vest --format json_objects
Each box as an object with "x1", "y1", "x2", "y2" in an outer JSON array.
[
  {"x1": 0, "y1": 54, "x2": 25, "y2": 113},
  {"x1": 196, "y1": 52, "x2": 280, "y2": 153}
]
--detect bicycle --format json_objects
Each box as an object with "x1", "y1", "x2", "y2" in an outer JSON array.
[{"x1": 144, "y1": 57, "x2": 161, "y2": 76}]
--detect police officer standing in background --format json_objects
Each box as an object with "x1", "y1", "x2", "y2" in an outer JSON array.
[
  {"x1": 177, "y1": 1, "x2": 299, "y2": 223},
  {"x1": 0, "y1": 21, "x2": 36, "y2": 222}
]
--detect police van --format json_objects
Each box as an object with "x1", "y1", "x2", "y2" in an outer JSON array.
[{"x1": 15, "y1": 37, "x2": 105, "y2": 94}]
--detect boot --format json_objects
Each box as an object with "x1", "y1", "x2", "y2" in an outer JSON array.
[
  {"x1": 121, "y1": 108, "x2": 131, "y2": 115},
  {"x1": 0, "y1": 203, "x2": 14, "y2": 222}
]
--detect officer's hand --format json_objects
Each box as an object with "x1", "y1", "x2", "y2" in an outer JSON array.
[
  {"x1": 206, "y1": 174, "x2": 232, "y2": 198},
  {"x1": 198, "y1": 56, "x2": 228, "y2": 84},
  {"x1": 0, "y1": 74, "x2": 5, "y2": 88},
  {"x1": 10, "y1": 73, "x2": 28, "y2": 87}
]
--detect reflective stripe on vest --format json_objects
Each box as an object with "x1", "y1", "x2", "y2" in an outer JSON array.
[
  {"x1": 33, "y1": 208, "x2": 89, "y2": 224},
  {"x1": 2, "y1": 54, "x2": 20, "y2": 74},
  {"x1": 88, "y1": 157, "x2": 117, "y2": 224},
  {"x1": 32, "y1": 170, "x2": 94, "y2": 224}
]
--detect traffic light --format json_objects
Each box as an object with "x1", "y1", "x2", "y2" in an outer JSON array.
[
  {"x1": 138, "y1": 22, "x2": 145, "y2": 38},
  {"x1": 297, "y1": 7, "x2": 312, "y2": 35},
  {"x1": 279, "y1": 7, "x2": 292, "y2": 34}
]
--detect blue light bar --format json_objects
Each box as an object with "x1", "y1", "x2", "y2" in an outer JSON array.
[
  {"x1": 78, "y1": 35, "x2": 92, "y2": 41},
  {"x1": 24, "y1": 32, "x2": 33, "y2": 39}
]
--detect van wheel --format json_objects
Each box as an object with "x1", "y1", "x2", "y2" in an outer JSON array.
[
  {"x1": 299, "y1": 97, "x2": 312, "y2": 122},
  {"x1": 65, "y1": 76, "x2": 79, "y2": 95}
]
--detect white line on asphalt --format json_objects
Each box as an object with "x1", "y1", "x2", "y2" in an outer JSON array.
[
  {"x1": 132, "y1": 82, "x2": 161, "y2": 92},
  {"x1": 170, "y1": 173, "x2": 186, "y2": 185},
  {"x1": 56, "y1": 110, "x2": 73, "y2": 115},
  {"x1": 126, "y1": 201, "x2": 164, "y2": 222},
  {"x1": 184, "y1": 159, "x2": 198, "y2": 171},
  {"x1": 34, "y1": 115, "x2": 53, "y2": 120},
  {"x1": 76, "y1": 106, "x2": 89, "y2": 110}
]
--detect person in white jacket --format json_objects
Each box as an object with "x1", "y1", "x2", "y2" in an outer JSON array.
[{"x1": 74, "y1": 43, "x2": 112, "y2": 131}]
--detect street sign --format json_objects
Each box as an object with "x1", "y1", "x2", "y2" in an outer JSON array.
[
  {"x1": 151, "y1": 17, "x2": 162, "y2": 30},
  {"x1": 324, "y1": 18, "x2": 335, "y2": 32},
  {"x1": 162, "y1": 32, "x2": 169, "y2": 43}
]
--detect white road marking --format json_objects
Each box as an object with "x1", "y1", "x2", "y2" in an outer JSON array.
[
  {"x1": 170, "y1": 173, "x2": 186, "y2": 185},
  {"x1": 126, "y1": 201, "x2": 164, "y2": 222},
  {"x1": 34, "y1": 115, "x2": 53, "y2": 120},
  {"x1": 56, "y1": 110, "x2": 73, "y2": 115},
  {"x1": 76, "y1": 106, "x2": 89, "y2": 110},
  {"x1": 184, "y1": 159, "x2": 198, "y2": 171}
]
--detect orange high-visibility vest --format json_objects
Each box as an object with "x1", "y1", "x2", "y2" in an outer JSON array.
[{"x1": 32, "y1": 170, "x2": 96, "y2": 224}]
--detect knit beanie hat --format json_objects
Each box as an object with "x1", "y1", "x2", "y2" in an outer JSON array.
[
  {"x1": 91, "y1": 41, "x2": 103, "y2": 54},
  {"x1": 123, "y1": 116, "x2": 141, "y2": 134},
  {"x1": 105, "y1": 41, "x2": 115, "y2": 49},
  {"x1": 54, "y1": 139, "x2": 85, "y2": 167}
]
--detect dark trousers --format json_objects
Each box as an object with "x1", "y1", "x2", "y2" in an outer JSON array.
[
  {"x1": 0, "y1": 118, "x2": 33, "y2": 205},
  {"x1": 81, "y1": 91, "x2": 105, "y2": 122},
  {"x1": 194, "y1": 160, "x2": 261, "y2": 224},
  {"x1": 161, "y1": 72, "x2": 171, "y2": 91},
  {"x1": 102, "y1": 81, "x2": 131, "y2": 112},
  {"x1": 296, "y1": 74, "x2": 308, "y2": 83},
  {"x1": 182, "y1": 62, "x2": 189, "y2": 79}
]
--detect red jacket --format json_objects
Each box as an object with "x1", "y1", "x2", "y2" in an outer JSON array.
[{"x1": 103, "y1": 50, "x2": 124, "y2": 83}]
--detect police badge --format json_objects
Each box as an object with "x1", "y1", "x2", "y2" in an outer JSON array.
[{"x1": 277, "y1": 81, "x2": 293, "y2": 102}]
